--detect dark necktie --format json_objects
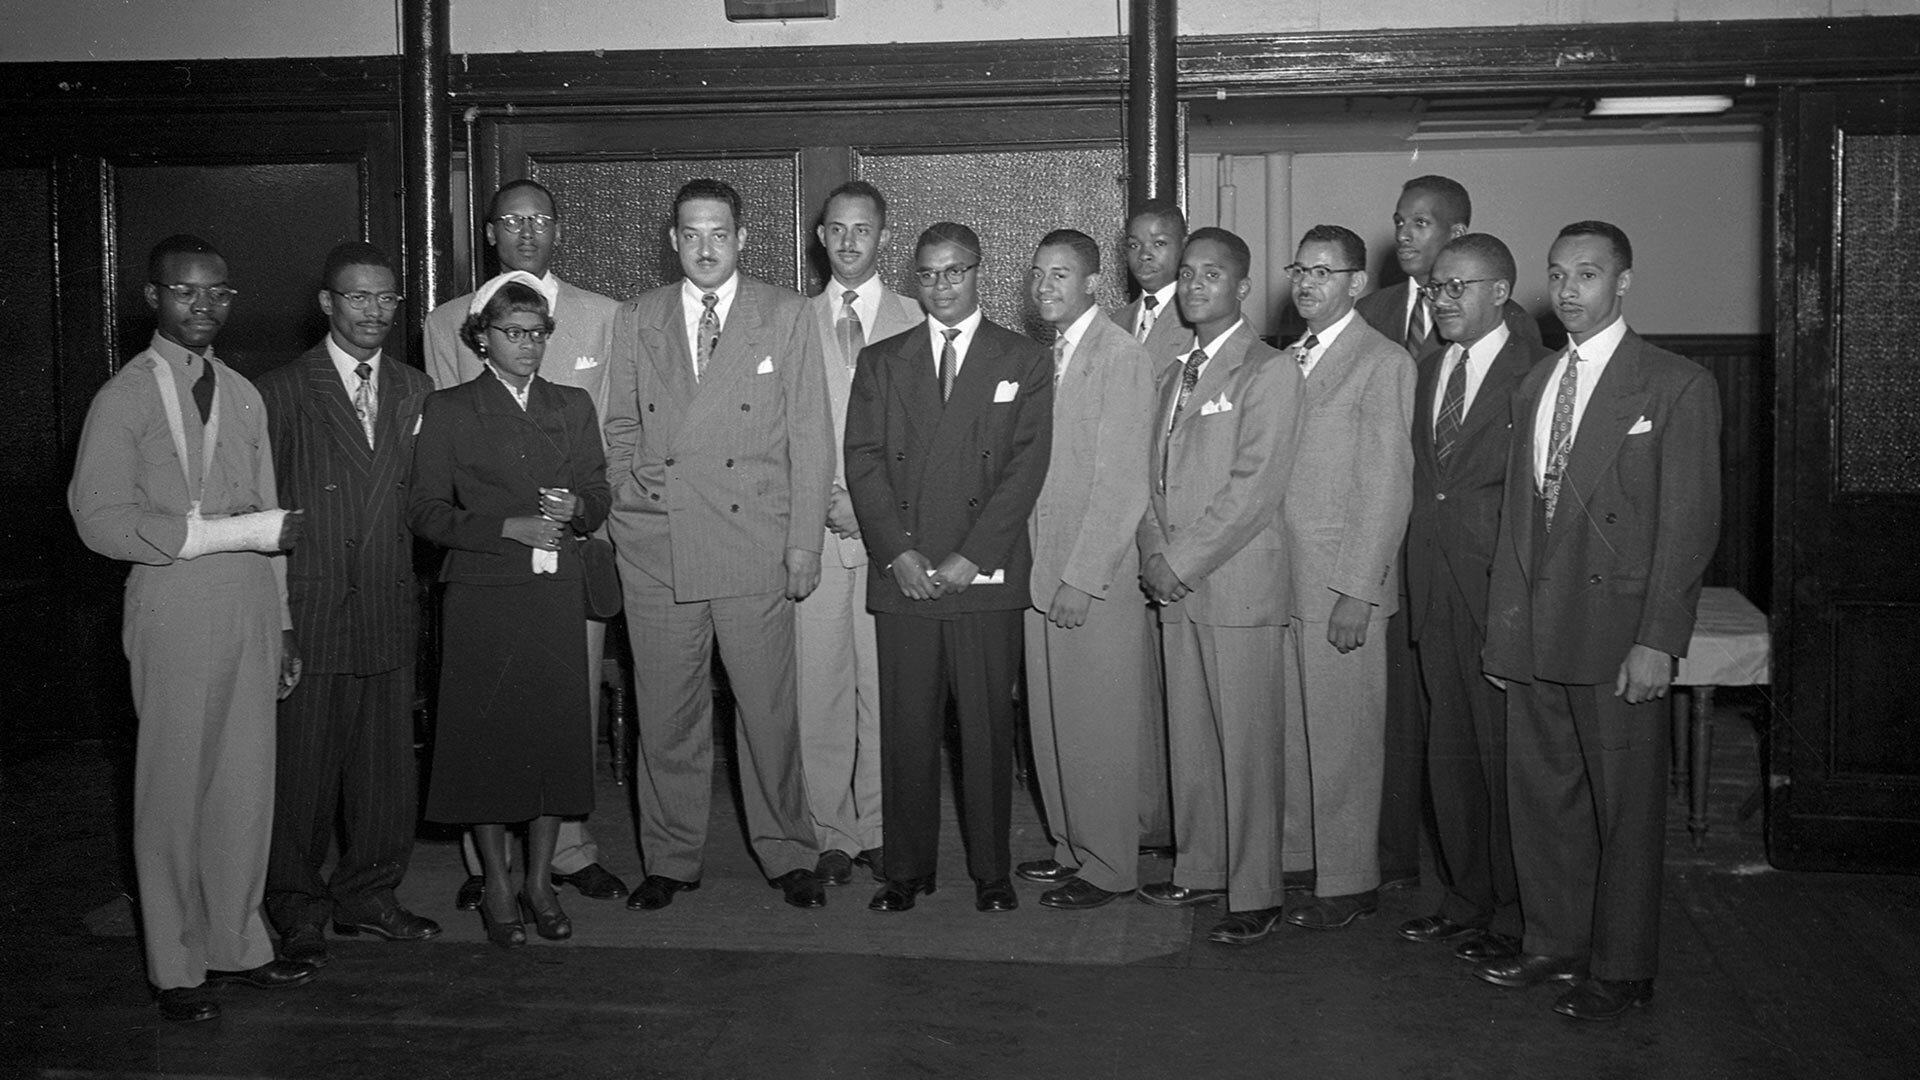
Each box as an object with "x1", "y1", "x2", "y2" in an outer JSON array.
[
  {"x1": 1434, "y1": 346, "x2": 1468, "y2": 468},
  {"x1": 1293, "y1": 332, "x2": 1320, "y2": 372},
  {"x1": 939, "y1": 328, "x2": 960, "y2": 403},
  {"x1": 1405, "y1": 298, "x2": 1431, "y2": 354},
  {"x1": 191, "y1": 359, "x2": 215, "y2": 424},
  {"x1": 353, "y1": 361, "x2": 376, "y2": 448},
  {"x1": 1137, "y1": 293, "x2": 1160, "y2": 343},
  {"x1": 1542, "y1": 348, "x2": 1583, "y2": 529},
  {"x1": 1161, "y1": 347, "x2": 1207, "y2": 490},
  {"x1": 696, "y1": 292, "x2": 720, "y2": 381},
  {"x1": 837, "y1": 289, "x2": 863, "y2": 370}
]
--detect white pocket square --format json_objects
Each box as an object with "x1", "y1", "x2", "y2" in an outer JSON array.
[
  {"x1": 1199, "y1": 394, "x2": 1234, "y2": 416},
  {"x1": 993, "y1": 380, "x2": 1019, "y2": 403},
  {"x1": 572, "y1": 355, "x2": 599, "y2": 370},
  {"x1": 756, "y1": 357, "x2": 775, "y2": 375},
  {"x1": 1627, "y1": 416, "x2": 1652, "y2": 435},
  {"x1": 972, "y1": 569, "x2": 1006, "y2": 585}
]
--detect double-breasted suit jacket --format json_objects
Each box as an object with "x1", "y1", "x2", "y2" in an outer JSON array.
[
  {"x1": 1113, "y1": 291, "x2": 1191, "y2": 375},
  {"x1": 1483, "y1": 326, "x2": 1720, "y2": 982},
  {"x1": 254, "y1": 342, "x2": 433, "y2": 930}
]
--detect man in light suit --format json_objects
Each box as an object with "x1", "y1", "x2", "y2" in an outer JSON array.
[
  {"x1": 1113, "y1": 198, "x2": 1186, "y2": 859},
  {"x1": 1137, "y1": 227, "x2": 1306, "y2": 946},
  {"x1": 844, "y1": 222, "x2": 1053, "y2": 915},
  {"x1": 257, "y1": 242, "x2": 439, "y2": 969},
  {"x1": 799, "y1": 180, "x2": 921, "y2": 886},
  {"x1": 1398, "y1": 234, "x2": 1547, "y2": 962},
  {"x1": 1276, "y1": 225, "x2": 1415, "y2": 931},
  {"x1": 1355, "y1": 175, "x2": 1541, "y2": 893},
  {"x1": 1016, "y1": 229, "x2": 1158, "y2": 910},
  {"x1": 1478, "y1": 221, "x2": 1720, "y2": 1021},
  {"x1": 424, "y1": 178, "x2": 629, "y2": 907},
  {"x1": 604, "y1": 178, "x2": 834, "y2": 912}
]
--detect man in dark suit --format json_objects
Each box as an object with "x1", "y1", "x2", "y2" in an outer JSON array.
[
  {"x1": 604, "y1": 178, "x2": 835, "y2": 913},
  {"x1": 844, "y1": 222, "x2": 1053, "y2": 915},
  {"x1": 1354, "y1": 174, "x2": 1541, "y2": 894},
  {"x1": 1479, "y1": 221, "x2": 1720, "y2": 1020},
  {"x1": 1397, "y1": 234, "x2": 1546, "y2": 963},
  {"x1": 256, "y1": 242, "x2": 439, "y2": 967}
]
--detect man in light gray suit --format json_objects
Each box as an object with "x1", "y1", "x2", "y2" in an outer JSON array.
[
  {"x1": 604, "y1": 178, "x2": 835, "y2": 912},
  {"x1": 424, "y1": 178, "x2": 629, "y2": 908},
  {"x1": 1277, "y1": 224, "x2": 1416, "y2": 931},
  {"x1": 1016, "y1": 229, "x2": 1159, "y2": 910},
  {"x1": 799, "y1": 180, "x2": 922, "y2": 886},
  {"x1": 1137, "y1": 227, "x2": 1307, "y2": 946}
]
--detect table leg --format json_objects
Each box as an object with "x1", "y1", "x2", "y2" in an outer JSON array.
[
  {"x1": 606, "y1": 679, "x2": 629, "y2": 786},
  {"x1": 1670, "y1": 691, "x2": 1689, "y2": 794},
  {"x1": 1689, "y1": 686, "x2": 1716, "y2": 849}
]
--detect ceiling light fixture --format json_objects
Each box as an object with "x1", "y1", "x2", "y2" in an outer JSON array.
[{"x1": 1588, "y1": 95, "x2": 1735, "y2": 117}]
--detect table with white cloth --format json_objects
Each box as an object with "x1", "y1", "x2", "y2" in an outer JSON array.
[{"x1": 1672, "y1": 586, "x2": 1771, "y2": 847}]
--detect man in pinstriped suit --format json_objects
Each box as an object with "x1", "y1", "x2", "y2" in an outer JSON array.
[{"x1": 257, "y1": 242, "x2": 439, "y2": 968}]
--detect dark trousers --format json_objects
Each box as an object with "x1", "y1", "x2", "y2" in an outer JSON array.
[
  {"x1": 1507, "y1": 677, "x2": 1670, "y2": 980},
  {"x1": 1378, "y1": 603, "x2": 1429, "y2": 884},
  {"x1": 875, "y1": 608, "x2": 1022, "y2": 884},
  {"x1": 1415, "y1": 579, "x2": 1517, "y2": 929},
  {"x1": 266, "y1": 667, "x2": 416, "y2": 931}
]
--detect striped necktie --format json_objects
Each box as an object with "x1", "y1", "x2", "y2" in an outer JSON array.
[
  {"x1": 1433, "y1": 346, "x2": 1468, "y2": 468},
  {"x1": 1160, "y1": 347, "x2": 1207, "y2": 491},
  {"x1": 939, "y1": 328, "x2": 960, "y2": 403}
]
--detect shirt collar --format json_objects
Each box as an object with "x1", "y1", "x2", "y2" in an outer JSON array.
[
  {"x1": 1568, "y1": 315, "x2": 1629, "y2": 363},
  {"x1": 682, "y1": 272, "x2": 740, "y2": 313},
  {"x1": 929, "y1": 306, "x2": 984, "y2": 342},
  {"x1": 1190, "y1": 318, "x2": 1247, "y2": 362},
  {"x1": 325, "y1": 334, "x2": 382, "y2": 383},
  {"x1": 1299, "y1": 307, "x2": 1358, "y2": 352},
  {"x1": 1146, "y1": 281, "x2": 1178, "y2": 311},
  {"x1": 148, "y1": 331, "x2": 212, "y2": 373},
  {"x1": 1456, "y1": 320, "x2": 1511, "y2": 364},
  {"x1": 484, "y1": 363, "x2": 533, "y2": 410},
  {"x1": 833, "y1": 273, "x2": 883, "y2": 306},
  {"x1": 1058, "y1": 304, "x2": 1101, "y2": 353}
]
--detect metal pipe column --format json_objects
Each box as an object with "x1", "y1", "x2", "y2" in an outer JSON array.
[
  {"x1": 401, "y1": 0, "x2": 454, "y2": 355},
  {"x1": 1128, "y1": 0, "x2": 1179, "y2": 210}
]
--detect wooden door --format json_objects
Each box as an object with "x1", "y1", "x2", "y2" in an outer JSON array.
[{"x1": 1770, "y1": 85, "x2": 1920, "y2": 872}]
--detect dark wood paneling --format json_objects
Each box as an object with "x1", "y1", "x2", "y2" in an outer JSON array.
[{"x1": 0, "y1": 56, "x2": 400, "y2": 114}]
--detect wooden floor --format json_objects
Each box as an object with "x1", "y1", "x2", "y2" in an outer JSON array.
[{"x1": 4, "y1": 687, "x2": 1918, "y2": 1079}]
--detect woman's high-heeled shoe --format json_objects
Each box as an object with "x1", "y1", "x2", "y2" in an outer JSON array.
[
  {"x1": 519, "y1": 892, "x2": 573, "y2": 941},
  {"x1": 479, "y1": 898, "x2": 526, "y2": 949}
]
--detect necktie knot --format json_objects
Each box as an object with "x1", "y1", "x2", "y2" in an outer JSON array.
[
  {"x1": 702, "y1": 292, "x2": 718, "y2": 312},
  {"x1": 355, "y1": 361, "x2": 372, "y2": 382},
  {"x1": 841, "y1": 289, "x2": 858, "y2": 308},
  {"x1": 1295, "y1": 333, "x2": 1320, "y2": 369},
  {"x1": 942, "y1": 328, "x2": 961, "y2": 343},
  {"x1": 1143, "y1": 294, "x2": 1159, "y2": 311}
]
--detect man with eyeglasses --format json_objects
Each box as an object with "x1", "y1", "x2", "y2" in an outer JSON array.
[
  {"x1": 254, "y1": 242, "x2": 439, "y2": 969},
  {"x1": 1355, "y1": 176, "x2": 1539, "y2": 896},
  {"x1": 1479, "y1": 222, "x2": 1719, "y2": 1020},
  {"x1": 1136, "y1": 227, "x2": 1304, "y2": 946},
  {"x1": 798, "y1": 181, "x2": 923, "y2": 888},
  {"x1": 424, "y1": 178, "x2": 631, "y2": 910},
  {"x1": 1276, "y1": 225, "x2": 1415, "y2": 934},
  {"x1": 70, "y1": 234, "x2": 312, "y2": 1022},
  {"x1": 1397, "y1": 234, "x2": 1547, "y2": 968},
  {"x1": 844, "y1": 222, "x2": 1053, "y2": 915},
  {"x1": 604, "y1": 178, "x2": 835, "y2": 913}
]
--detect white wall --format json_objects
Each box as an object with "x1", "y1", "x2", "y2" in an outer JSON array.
[
  {"x1": 1192, "y1": 139, "x2": 1765, "y2": 337},
  {"x1": 8, "y1": 0, "x2": 1915, "y2": 61}
]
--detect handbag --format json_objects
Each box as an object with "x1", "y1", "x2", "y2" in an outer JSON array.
[{"x1": 577, "y1": 533, "x2": 623, "y2": 619}]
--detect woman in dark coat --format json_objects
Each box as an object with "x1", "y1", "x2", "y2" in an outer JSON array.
[{"x1": 409, "y1": 272, "x2": 610, "y2": 947}]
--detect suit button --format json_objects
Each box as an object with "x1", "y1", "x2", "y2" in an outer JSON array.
[
  {"x1": 1589, "y1": 574, "x2": 1603, "y2": 584},
  {"x1": 649, "y1": 493, "x2": 660, "y2": 501},
  {"x1": 323, "y1": 483, "x2": 338, "y2": 491},
  {"x1": 725, "y1": 459, "x2": 734, "y2": 468},
  {"x1": 895, "y1": 452, "x2": 906, "y2": 461},
  {"x1": 898, "y1": 501, "x2": 909, "y2": 510},
  {"x1": 967, "y1": 498, "x2": 979, "y2": 508},
  {"x1": 730, "y1": 504, "x2": 740, "y2": 513},
  {"x1": 1435, "y1": 492, "x2": 1446, "y2": 501},
  {"x1": 1605, "y1": 512, "x2": 1618, "y2": 524},
  {"x1": 345, "y1": 539, "x2": 356, "y2": 548},
  {"x1": 665, "y1": 457, "x2": 675, "y2": 466},
  {"x1": 980, "y1": 450, "x2": 991, "y2": 458},
  {"x1": 741, "y1": 404, "x2": 751, "y2": 411},
  {"x1": 648, "y1": 403, "x2": 655, "y2": 412}
]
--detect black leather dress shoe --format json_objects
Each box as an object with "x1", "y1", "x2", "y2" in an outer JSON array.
[
  {"x1": 1454, "y1": 930, "x2": 1522, "y2": 962},
  {"x1": 1476, "y1": 952, "x2": 1588, "y2": 988},
  {"x1": 626, "y1": 875, "x2": 700, "y2": 911},
  {"x1": 974, "y1": 878, "x2": 1018, "y2": 912},
  {"x1": 205, "y1": 960, "x2": 316, "y2": 990},
  {"x1": 1285, "y1": 890, "x2": 1379, "y2": 930},
  {"x1": 1138, "y1": 844, "x2": 1176, "y2": 859},
  {"x1": 1398, "y1": 914, "x2": 1482, "y2": 944},
  {"x1": 1015, "y1": 858, "x2": 1079, "y2": 884},
  {"x1": 853, "y1": 847, "x2": 885, "y2": 882},
  {"x1": 334, "y1": 906, "x2": 441, "y2": 941},
  {"x1": 1207, "y1": 906, "x2": 1285, "y2": 945},
  {"x1": 155, "y1": 986, "x2": 218, "y2": 1023},
  {"x1": 816, "y1": 850, "x2": 854, "y2": 886},
  {"x1": 868, "y1": 877, "x2": 937, "y2": 912},
  {"x1": 1554, "y1": 977, "x2": 1655, "y2": 1020},
  {"x1": 772, "y1": 869, "x2": 827, "y2": 909},
  {"x1": 550, "y1": 862, "x2": 628, "y2": 899},
  {"x1": 1040, "y1": 877, "x2": 1130, "y2": 910},
  {"x1": 455, "y1": 874, "x2": 485, "y2": 912},
  {"x1": 279, "y1": 924, "x2": 331, "y2": 967},
  {"x1": 1137, "y1": 881, "x2": 1226, "y2": 907}
]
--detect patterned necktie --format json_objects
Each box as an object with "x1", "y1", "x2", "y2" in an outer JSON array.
[
  {"x1": 939, "y1": 328, "x2": 960, "y2": 403},
  {"x1": 1161, "y1": 347, "x2": 1207, "y2": 491},
  {"x1": 1137, "y1": 293, "x2": 1160, "y2": 343},
  {"x1": 696, "y1": 292, "x2": 721, "y2": 381},
  {"x1": 837, "y1": 288, "x2": 863, "y2": 370},
  {"x1": 1293, "y1": 332, "x2": 1320, "y2": 372},
  {"x1": 191, "y1": 358, "x2": 216, "y2": 424},
  {"x1": 353, "y1": 361, "x2": 376, "y2": 448},
  {"x1": 1433, "y1": 346, "x2": 1468, "y2": 468},
  {"x1": 1405, "y1": 298, "x2": 1430, "y2": 353},
  {"x1": 1542, "y1": 348, "x2": 1583, "y2": 529},
  {"x1": 1052, "y1": 334, "x2": 1069, "y2": 386}
]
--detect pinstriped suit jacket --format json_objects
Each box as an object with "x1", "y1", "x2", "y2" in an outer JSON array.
[
  {"x1": 809, "y1": 284, "x2": 923, "y2": 570},
  {"x1": 255, "y1": 342, "x2": 433, "y2": 676}
]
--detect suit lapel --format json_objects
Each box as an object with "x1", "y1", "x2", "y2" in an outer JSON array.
[
  {"x1": 891, "y1": 323, "x2": 944, "y2": 449},
  {"x1": 691, "y1": 280, "x2": 766, "y2": 415},
  {"x1": 1174, "y1": 324, "x2": 1248, "y2": 434},
  {"x1": 300, "y1": 347, "x2": 375, "y2": 475},
  {"x1": 1458, "y1": 336, "x2": 1532, "y2": 444},
  {"x1": 651, "y1": 291, "x2": 699, "y2": 411}
]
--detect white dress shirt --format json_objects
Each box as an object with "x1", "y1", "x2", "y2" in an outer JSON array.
[
  {"x1": 325, "y1": 336, "x2": 381, "y2": 397},
  {"x1": 680, "y1": 273, "x2": 740, "y2": 375},
  {"x1": 927, "y1": 307, "x2": 985, "y2": 379},
  {"x1": 1291, "y1": 307, "x2": 1357, "y2": 378},
  {"x1": 1532, "y1": 315, "x2": 1630, "y2": 486},
  {"x1": 1136, "y1": 281, "x2": 1178, "y2": 337},
  {"x1": 831, "y1": 273, "x2": 884, "y2": 333},
  {"x1": 1165, "y1": 317, "x2": 1246, "y2": 432},
  {"x1": 1430, "y1": 321, "x2": 1510, "y2": 435}
]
